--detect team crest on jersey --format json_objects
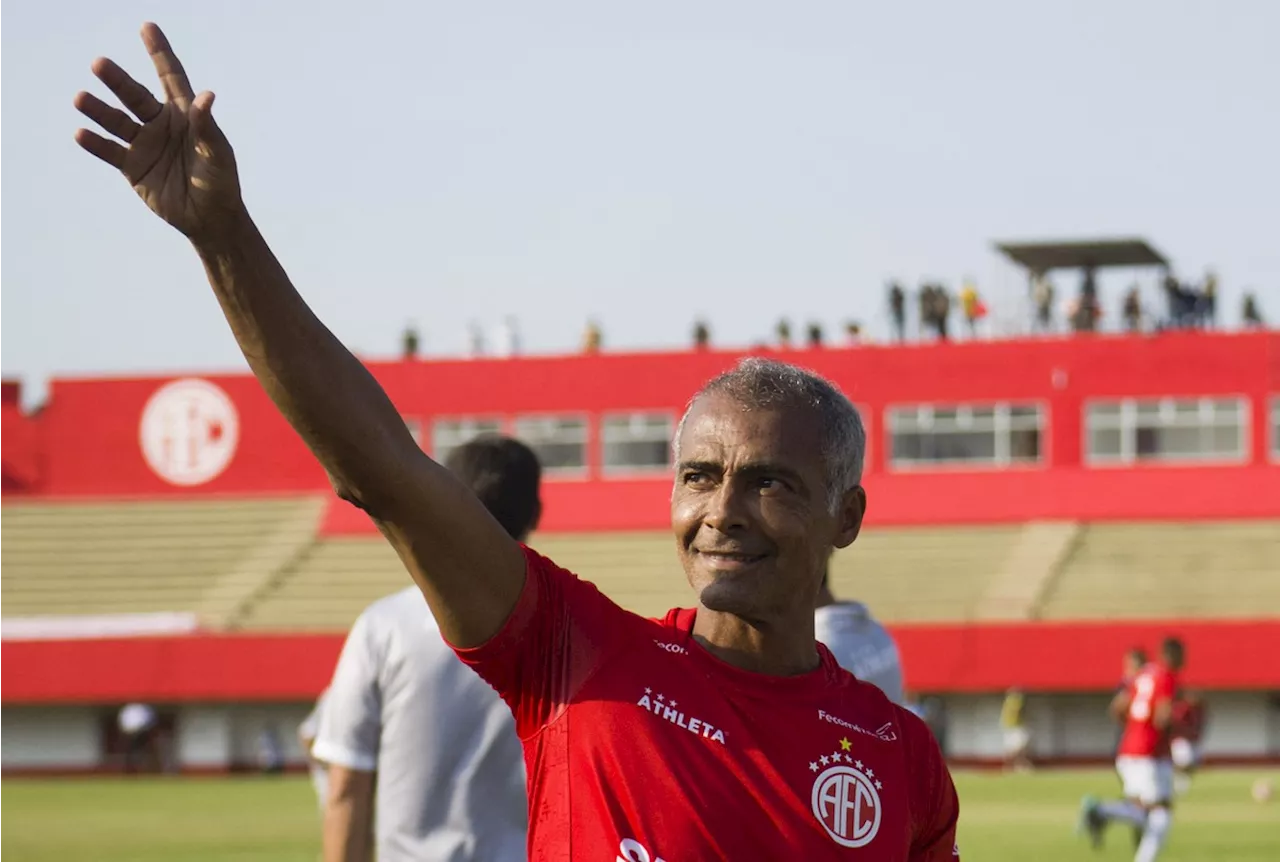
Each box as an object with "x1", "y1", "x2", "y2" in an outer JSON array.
[{"x1": 808, "y1": 737, "x2": 883, "y2": 848}]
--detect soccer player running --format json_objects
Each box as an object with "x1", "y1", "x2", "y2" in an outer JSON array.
[
  {"x1": 815, "y1": 568, "x2": 906, "y2": 706},
  {"x1": 1080, "y1": 637, "x2": 1186, "y2": 862},
  {"x1": 312, "y1": 437, "x2": 537, "y2": 862},
  {"x1": 1169, "y1": 690, "x2": 1206, "y2": 796},
  {"x1": 73, "y1": 25, "x2": 961, "y2": 859}
]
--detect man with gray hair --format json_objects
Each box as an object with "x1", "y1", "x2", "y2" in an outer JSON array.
[{"x1": 73, "y1": 27, "x2": 960, "y2": 859}]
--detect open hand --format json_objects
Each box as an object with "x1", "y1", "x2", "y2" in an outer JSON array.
[{"x1": 74, "y1": 22, "x2": 243, "y2": 241}]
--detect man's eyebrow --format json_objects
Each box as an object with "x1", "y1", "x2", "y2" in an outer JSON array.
[
  {"x1": 736, "y1": 461, "x2": 808, "y2": 487},
  {"x1": 676, "y1": 459, "x2": 722, "y2": 474},
  {"x1": 678, "y1": 459, "x2": 809, "y2": 488}
]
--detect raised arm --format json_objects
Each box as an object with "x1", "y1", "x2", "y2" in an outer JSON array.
[{"x1": 73, "y1": 23, "x2": 523, "y2": 647}]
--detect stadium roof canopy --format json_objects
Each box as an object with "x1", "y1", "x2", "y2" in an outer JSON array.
[{"x1": 994, "y1": 238, "x2": 1169, "y2": 275}]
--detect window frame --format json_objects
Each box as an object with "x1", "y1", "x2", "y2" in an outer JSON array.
[
  {"x1": 429, "y1": 415, "x2": 507, "y2": 463},
  {"x1": 512, "y1": 412, "x2": 592, "y2": 479},
  {"x1": 884, "y1": 400, "x2": 1048, "y2": 471},
  {"x1": 599, "y1": 411, "x2": 676, "y2": 476},
  {"x1": 1269, "y1": 396, "x2": 1280, "y2": 462},
  {"x1": 1083, "y1": 395, "x2": 1251, "y2": 466}
]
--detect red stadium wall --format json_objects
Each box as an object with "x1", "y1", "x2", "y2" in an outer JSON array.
[
  {"x1": 4, "y1": 620, "x2": 1279, "y2": 705},
  {"x1": 4, "y1": 332, "x2": 1278, "y2": 767},
  {"x1": 3, "y1": 330, "x2": 1279, "y2": 531}
]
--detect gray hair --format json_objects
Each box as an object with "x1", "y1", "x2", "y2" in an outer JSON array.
[{"x1": 672, "y1": 357, "x2": 866, "y2": 512}]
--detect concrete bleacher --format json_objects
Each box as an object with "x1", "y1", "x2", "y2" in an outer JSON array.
[
  {"x1": 827, "y1": 525, "x2": 1027, "y2": 623},
  {"x1": 5, "y1": 504, "x2": 1275, "y2": 630},
  {"x1": 1038, "y1": 521, "x2": 1280, "y2": 620},
  {"x1": 0, "y1": 498, "x2": 324, "y2": 622},
  {"x1": 234, "y1": 525, "x2": 1030, "y2": 630},
  {"x1": 233, "y1": 537, "x2": 409, "y2": 631}
]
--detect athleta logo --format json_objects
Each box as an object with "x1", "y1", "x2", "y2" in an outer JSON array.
[
  {"x1": 636, "y1": 688, "x2": 726, "y2": 745},
  {"x1": 818, "y1": 709, "x2": 898, "y2": 742},
  {"x1": 809, "y1": 737, "x2": 883, "y2": 848}
]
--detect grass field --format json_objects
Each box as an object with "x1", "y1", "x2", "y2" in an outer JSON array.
[{"x1": 3, "y1": 768, "x2": 1277, "y2": 860}]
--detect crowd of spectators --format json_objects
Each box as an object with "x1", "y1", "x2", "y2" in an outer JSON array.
[{"x1": 395, "y1": 272, "x2": 1268, "y2": 360}]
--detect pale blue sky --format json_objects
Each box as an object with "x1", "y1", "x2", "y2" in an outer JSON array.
[{"x1": 4, "y1": 0, "x2": 1278, "y2": 401}]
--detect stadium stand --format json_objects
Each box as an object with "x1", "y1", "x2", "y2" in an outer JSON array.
[
  {"x1": 827, "y1": 525, "x2": 1027, "y2": 622},
  {"x1": 0, "y1": 497, "x2": 324, "y2": 623},
  {"x1": 1038, "y1": 520, "x2": 1280, "y2": 620},
  {"x1": 233, "y1": 526, "x2": 1032, "y2": 629},
  {"x1": 232, "y1": 537, "x2": 407, "y2": 631}
]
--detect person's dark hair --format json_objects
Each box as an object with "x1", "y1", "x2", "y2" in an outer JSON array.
[
  {"x1": 1161, "y1": 636, "x2": 1185, "y2": 668},
  {"x1": 1127, "y1": 646, "x2": 1148, "y2": 665},
  {"x1": 443, "y1": 435, "x2": 542, "y2": 541}
]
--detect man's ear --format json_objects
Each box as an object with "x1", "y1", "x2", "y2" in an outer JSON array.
[{"x1": 833, "y1": 485, "x2": 866, "y2": 550}]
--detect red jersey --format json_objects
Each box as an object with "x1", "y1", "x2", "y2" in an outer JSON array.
[
  {"x1": 1171, "y1": 699, "x2": 1206, "y2": 743},
  {"x1": 454, "y1": 547, "x2": 961, "y2": 861},
  {"x1": 1117, "y1": 663, "x2": 1178, "y2": 758}
]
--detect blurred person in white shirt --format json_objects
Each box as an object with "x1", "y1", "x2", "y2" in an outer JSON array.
[
  {"x1": 313, "y1": 436, "x2": 539, "y2": 862},
  {"x1": 813, "y1": 567, "x2": 906, "y2": 706},
  {"x1": 299, "y1": 690, "x2": 329, "y2": 810},
  {"x1": 118, "y1": 702, "x2": 157, "y2": 773}
]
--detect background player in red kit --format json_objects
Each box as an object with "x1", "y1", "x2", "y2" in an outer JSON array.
[
  {"x1": 1080, "y1": 637, "x2": 1185, "y2": 862},
  {"x1": 1169, "y1": 691, "x2": 1207, "y2": 795},
  {"x1": 73, "y1": 24, "x2": 960, "y2": 860}
]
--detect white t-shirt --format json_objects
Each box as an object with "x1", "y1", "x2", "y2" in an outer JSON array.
[
  {"x1": 118, "y1": 703, "x2": 156, "y2": 735},
  {"x1": 814, "y1": 601, "x2": 906, "y2": 706},
  {"x1": 299, "y1": 689, "x2": 329, "y2": 811},
  {"x1": 313, "y1": 587, "x2": 527, "y2": 862}
]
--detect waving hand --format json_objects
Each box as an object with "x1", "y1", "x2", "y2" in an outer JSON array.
[{"x1": 74, "y1": 23, "x2": 242, "y2": 240}]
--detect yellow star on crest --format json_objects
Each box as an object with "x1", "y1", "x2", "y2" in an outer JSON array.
[{"x1": 839, "y1": 737, "x2": 852, "y2": 751}]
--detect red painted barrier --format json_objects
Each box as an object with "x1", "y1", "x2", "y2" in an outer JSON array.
[
  {"x1": 3, "y1": 331, "x2": 1278, "y2": 530},
  {"x1": 4, "y1": 620, "x2": 1277, "y2": 704}
]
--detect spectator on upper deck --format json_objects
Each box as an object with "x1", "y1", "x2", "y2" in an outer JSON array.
[
  {"x1": 1122, "y1": 285, "x2": 1143, "y2": 333},
  {"x1": 1242, "y1": 293, "x2": 1264, "y2": 328},
  {"x1": 1198, "y1": 271, "x2": 1218, "y2": 328},
  {"x1": 775, "y1": 318, "x2": 792, "y2": 349},
  {"x1": 888, "y1": 281, "x2": 906, "y2": 341},
  {"x1": 582, "y1": 319, "x2": 602, "y2": 354},
  {"x1": 691, "y1": 319, "x2": 711, "y2": 350},
  {"x1": 960, "y1": 280, "x2": 986, "y2": 338},
  {"x1": 1032, "y1": 275, "x2": 1055, "y2": 332}
]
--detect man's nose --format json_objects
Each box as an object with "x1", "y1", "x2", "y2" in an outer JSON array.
[{"x1": 702, "y1": 480, "x2": 750, "y2": 533}]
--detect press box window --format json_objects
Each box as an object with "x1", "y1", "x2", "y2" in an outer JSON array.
[
  {"x1": 1272, "y1": 397, "x2": 1280, "y2": 460},
  {"x1": 602, "y1": 413, "x2": 673, "y2": 473},
  {"x1": 514, "y1": 416, "x2": 588, "y2": 474},
  {"x1": 432, "y1": 418, "x2": 503, "y2": 464},
  {"x1": 888, "y1": 403, "x2": 1044, "y2": 467},
  {"x1": 1086, "y1": 397, "x2": 1247, "y2": 464}
]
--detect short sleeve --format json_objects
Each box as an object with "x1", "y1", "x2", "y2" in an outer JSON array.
[
  {"x1": 904, "y1": 711, "x2": 961, "y2": 861},
  {"x1": 451, "y1": 545, "x2": 623, "y2": 739},
  {"x1": 312, "y1": 612, "x2": 382, "y2": 772},
  {"x1": 876, "y1": 631, "x2": 907, "y2": 707},
  {"x1": 298, "y1": 689, "x2": 328, "y2": 744}
]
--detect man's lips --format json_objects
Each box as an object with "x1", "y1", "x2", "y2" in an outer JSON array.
[{"x1": 696, "y1": 549, "x2": 768, "y2": 567}]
